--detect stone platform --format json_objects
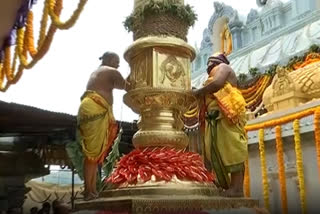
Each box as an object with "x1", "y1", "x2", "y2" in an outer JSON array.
[{"x1": 74, "y1": 186, "x2": 259, "y2": 214}]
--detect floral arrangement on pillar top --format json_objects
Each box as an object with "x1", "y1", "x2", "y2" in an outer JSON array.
[
  {"x1": 124, "y1": 0, "x2": 197, "y2": 41},
  {"x1": 106, "y1": 147, "x2": 214, "y2": 186}
]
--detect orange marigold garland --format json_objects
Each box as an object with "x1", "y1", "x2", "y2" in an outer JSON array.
[
  {"x1": 244, "y1": 159, "x2": 251, "y2": 197},
  {"x1": 48, "y1": 0, "x2": 87, "y2": 29},
  {"x1": 0, "y1": 63, "x2": 4, "y2": 89},
  {"x1": 16, "y1": 0, "x2": 62, "y2": 70},
  {"x1": 275, "y1": 125, "x2": 288, "y2": 214},
  {"x1": 314, "y1": 108, "x2": 320, "y2": 183},
  {"x1": 3, "y1": 47, "x2": 12, "y2": 81},
  {"x1": 17, "y1": 28, "x2": 29, "y2": 68},
  {"x1": 26, "y1": 11, "x2": 38, "y2": 57},
  {"x1": 0, "y1": 0, "x2": 81, "y2": 92},
  {"x1": 293, "y1": 119, "x2": 307, "y2": 214},
  {"x1": 258, "y1": 129, "x2": 270, "y2": 211},
  {"x1": 38, "y1": 0, "x2": 49, "y2": 48},
  {"x1": 106, "y1": 147, "x2": 214, "y2": 186},
  {"x1": 246, "y1": 107, "x2": 317, "y2": 131},
  {"x1": 240, "y1": 76, "x2": 264, "y2": 95}
]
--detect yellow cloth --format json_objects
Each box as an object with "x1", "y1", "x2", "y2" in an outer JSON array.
[
  {"x1": 204, "y1": 96, "x2": 248, "y2": 167},
  {"x1": 77, "y1": 91, "x2": 118, "y2": 163},
  {"x1": 202, "y1": 83, "x2": 248, "y2": 189}
]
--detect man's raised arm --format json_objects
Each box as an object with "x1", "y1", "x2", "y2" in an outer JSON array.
[{"x1": 112, "y1": 69, "x2": 131, "y2": 91}]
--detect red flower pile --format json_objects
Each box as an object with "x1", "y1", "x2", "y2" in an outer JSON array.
[{"x1": 106, "y1": 147, "x2": 214, "y2": 185}]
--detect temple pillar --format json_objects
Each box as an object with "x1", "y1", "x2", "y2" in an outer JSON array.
[{"x1": 230, "y1": 22, "x2": 243, "y2": 51}]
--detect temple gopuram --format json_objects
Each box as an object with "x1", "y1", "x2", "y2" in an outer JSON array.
[{"x1": 187, "y1": 0, "x2": 320, "y2": 213}]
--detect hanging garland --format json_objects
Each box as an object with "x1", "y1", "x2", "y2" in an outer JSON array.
[
  {"x1": 3, "y1": 47, "x2": 13, "y2": 81},
  {"x1": 275, "y1": 125, "x2": 288, "y2": 214},
  {"x1": 0, "y1": 0, "x2": 87, "y2": 92},
  {"x1": 245, "y1": 107, "x2": 318, "y2": 131},
  {"x1": 244, "y1": 159, "x2": 251, "y2": 197},
  {"x1": 258, "y1": 129, "x2": 270, "y2": 211},
  {"x1": 38, "y1": 0, "x2": 49, "y2": 48},
  {"x1": 0, "y1": 63, "x2": 4, "y2": 88},
  {"x1": 293, "y1": 119, "x2": 307, "y2": 214},
  {"x1": 26, "y1": 11, "x2": 37, "y2": 57},
  {"x1": 314, "y1": 108, "x2": 320, "y2": 184},
  {"x1": 245, "y1": 76, "x2": 272, "y2": 108},
  {"x1": 48, "y1": 0, "x2": 88, "y2": 30}
]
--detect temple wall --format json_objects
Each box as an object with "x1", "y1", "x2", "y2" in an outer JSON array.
[
  {"x1": 248, "y1": 132, "x2": 320, "y2": 213},
  {"x1": 192, "y1": 0, "x2": 320, "y2": 80},
  {"x1": 246, "y1": 100, "x2": 320, "y2": 213}
]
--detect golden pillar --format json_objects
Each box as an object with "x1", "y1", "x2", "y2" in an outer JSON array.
[{"x1": 124, "y1": 37, "x2": 196, "y2": 150}]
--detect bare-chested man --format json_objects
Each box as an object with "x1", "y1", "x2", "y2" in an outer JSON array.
[
  {"x1": 193, "y1": 53, "x2": 248, "y2": 197},
  {"x1": 77, "y1": 52, "x2": 130, "y2": 200}
]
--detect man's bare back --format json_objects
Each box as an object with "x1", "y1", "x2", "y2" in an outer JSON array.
[{"x1": 86, "y1": 66, "x2": 126, "y2": 105}]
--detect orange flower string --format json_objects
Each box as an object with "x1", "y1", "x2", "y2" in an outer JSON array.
[
  {"x1": 244, "y1": 76, "x2": 268, "y2": 102},
  {"x1": 244, "y1": 159, "x2": 251, "y2": 197},
  {"x1": 275, "y1": 125, "x2": 288, "y2": 214},
  {"x1": 0, "y1": 63, "x2": 4, "y2": 89},
  {"x1": 0, "y1": 0, "x2": 81, "y2": 92},
  {"x1": 16, "y1": 0, "x2": 62, "y2": 70},
  {"x1": 241, "y1": 76, "x2": 264, "y2": 97},
  {"x1": 314, "y1": 108, "x2": 320, "y2": 184},
  {"x1": 26, "y1": 11, "x2": 38, "y2": 57},
  {"x1": 38, "y1": 0, "x2": 49, "y2": 48},
  {"x1": 3, "y1": 47, "x2": 12, "y2": 80},
  {"x1": 17, "y1": 28, "x2": 29, "y2": 68},
  {"x1": 293, "y1": 119, "x2": 307, "y2": 214},
  {"x1": 48, "y1": 0, "x2": 87, "y2": 29},
  {"x1": 246, "y1": 76, "x2": 271, "y2": 105},
  {"x1": 258, "y1": 129, "x2": 270, "y2": 211},
  {"x1": 246, "y1": 107, "x2": 317, "y2": 131}
]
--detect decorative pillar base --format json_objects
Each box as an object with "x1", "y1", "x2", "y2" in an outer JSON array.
[{"x1": 75, "y1": 193, "x2": 259, "y2": 214}]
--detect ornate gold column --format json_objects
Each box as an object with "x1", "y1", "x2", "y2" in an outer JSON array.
[{"x1": 124, "y1": 37, "x2": 196, "y2": 149}]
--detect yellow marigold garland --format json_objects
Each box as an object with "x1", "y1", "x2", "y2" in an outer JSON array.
[
  {"x1": 314, "y1": 108, "x2": 320, "y2": 184},
  {"x1": 26, "y1": 11, "x2": 38, "y2": 57},
  {"x1": 246, "y1": 76, "x2": 271, "y2": 106},
  {"x1": 17, "y1": 28, "x2": 29, "y2": 68},
  {"x1": 275, "y1": 125, "x2": 288, "y2": 214},
  {"x1": 48, "y1": 0, "x2": 87, "y2": 29},
  {"x1": 3, "y1": 47, "x2": 13, "y2": 80},
  {"x1": 16, "y1": 0, "x2": 62, "y2": 70},
  {"x1": 0, "y1": 63, "x2": 4, "y2": 89},
  {"x1": 258, "y1": 129, "x2": 270, "y2": 211},
  {"x1": 38, "y1": 0, "x2": 49, "y2": 48},
  {"x1": 243, "y1": 76, "x2": 267, "y2": 100},
  {"x1": 293, "y1": 119, "x2": 307, "y2": 214},
  {"x1": 244, "y1": 159, "x2": 251, "y2": 197},
  {"x1": 0, "y1": 0, "x2": 81, "y2": 92},
  {"x1": 240, "y1": 76, "x2": 264, "y2": 95}
]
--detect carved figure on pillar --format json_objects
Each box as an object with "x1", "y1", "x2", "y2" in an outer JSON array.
[{"x1": 220, "y1": 24, "x2": 233, "y2": 55}]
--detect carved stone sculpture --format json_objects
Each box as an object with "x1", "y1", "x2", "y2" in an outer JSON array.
[{"x1": 263, "y1": 62, "x2": 320, "y2": 112}]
